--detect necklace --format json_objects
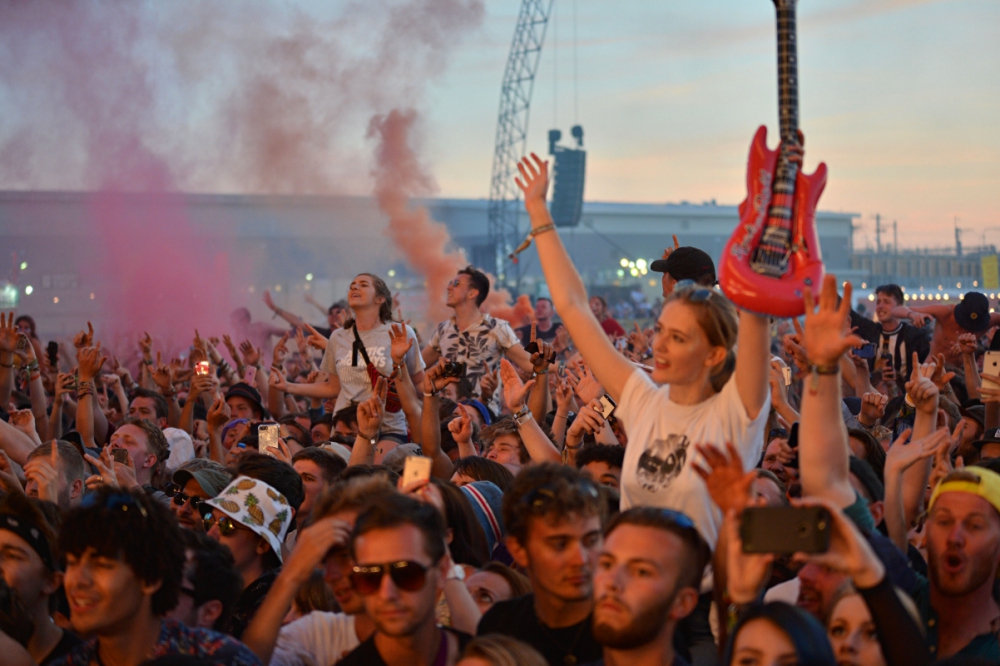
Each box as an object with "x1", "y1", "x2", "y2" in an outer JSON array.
[{"x1": 536, "y1": 614, "x2": 588, "y2": 666}]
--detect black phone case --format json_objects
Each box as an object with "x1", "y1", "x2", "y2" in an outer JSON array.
[{"x1": 740, "y1": 506, "x2": 831, "y2": 554}]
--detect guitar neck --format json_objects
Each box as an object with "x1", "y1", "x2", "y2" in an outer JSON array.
[{"x1": 776, "y1": 2, "x2": 799, "y2": 143}]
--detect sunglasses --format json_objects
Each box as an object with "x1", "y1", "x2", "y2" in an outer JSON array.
[
  {"x1": 202, "y1": 514, "x2": 247, "y2": 537},
  {"x1": 350, "y1": 560, "x2": 437, "y2": 595},
  {"x1": 165, "y1": 483, "x2": 206, "y2": 513},
  {"x1": 448, "y1": 278, "x2": 462, "y2": 288},
  {"x1": 674, "y1": 279, "x2": 719, "y2": 303}
]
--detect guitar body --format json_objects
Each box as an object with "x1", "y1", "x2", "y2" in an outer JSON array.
[{"x1": 720, "y1": 125, "x2": 827, "y2": 318}]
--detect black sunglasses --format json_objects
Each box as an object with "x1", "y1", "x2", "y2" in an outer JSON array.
[
  {"x1": 351, "y1": 560, "x2": 437, "y2": 595},
  {"x1": 165, "y1": 483, "x2": 206, "y2": 513}
]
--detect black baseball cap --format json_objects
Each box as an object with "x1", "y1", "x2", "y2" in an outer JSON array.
[
  {"x1": 955, "y1": 292, "x2": 991, "y2": 333},
  {"x1": 650, "y1": 247, "x2": 716, "y2": 284},
  {"x1": 972, "y1": 427, "x2": 1000, "y2": 452},
  {"x1": 225, "y1": 382, "x2": 266, "y2": 420}
]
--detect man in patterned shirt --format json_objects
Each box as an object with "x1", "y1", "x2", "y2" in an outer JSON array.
[
  {"x1": 423, "y1": 266, "x2": 534, "y2": 410},
  {"x1": 52, "y1": 487, "x2": 261, "y2": 666}
]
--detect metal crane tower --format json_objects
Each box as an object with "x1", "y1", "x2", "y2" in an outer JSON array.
[{"x1": 485, "y1": 0, "x2": 555, "y2": 288}]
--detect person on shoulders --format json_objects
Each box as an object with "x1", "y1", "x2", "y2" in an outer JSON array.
[
  {"x1": 892, "y1": 291, "x2": 998, "y2": 365},
  {"x1": 850, "y1": 284, "x2": 929, "y2": 382}
]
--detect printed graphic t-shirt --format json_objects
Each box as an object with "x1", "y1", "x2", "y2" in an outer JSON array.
[
  {"x1": 617, "y1": 369, "x2": 770, "y2": 552},
  {"x1": 319, "y1": 323, "x2": 424, "y2": 435}
]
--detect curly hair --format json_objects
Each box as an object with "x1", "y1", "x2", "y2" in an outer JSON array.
[
  {"x1": 502, "y1": 463, "x2": 606, "y2": 547},
  {"x1": 59, "y1": 488, "x2": 184, "y2": 616}
]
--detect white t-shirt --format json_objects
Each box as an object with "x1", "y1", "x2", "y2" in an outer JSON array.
[
  {"x1": 319, "y1": 323, "x2": 424, "y2": 435},
  {"x1": 617, "y1": 369, "x2": 770, "y2": 551},
  {"x1": 269, "y1": 611, "x2": 358, "y2": 666}
]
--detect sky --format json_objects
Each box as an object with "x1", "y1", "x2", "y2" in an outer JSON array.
[{"x1": 0, "y1": 0, "x2": 997, "y2": 251}]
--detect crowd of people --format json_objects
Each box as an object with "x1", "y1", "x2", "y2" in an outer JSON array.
[{"x1": 2, "y1": 151, "x2": 1000, "y2": 666}]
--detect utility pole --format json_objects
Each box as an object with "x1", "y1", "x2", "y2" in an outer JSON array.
[
  {"x1": 893, "y1": 220, "x2": 897, "y2": 255},
  {"x1": 873, "y1": 213, "x2": 882, "y2": 255},
  {"x1": 955, "y1": 216, "x2": 963, "y2": 258}
]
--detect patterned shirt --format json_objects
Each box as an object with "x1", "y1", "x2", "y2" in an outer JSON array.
[
  {"x1": 428, "y1": 315, "x2": 519, "y2": 410},
  {"x1": 50, "y1": 620, "x2": 262, "y2": 666}
]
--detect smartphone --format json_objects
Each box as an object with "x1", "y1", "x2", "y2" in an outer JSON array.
[
  {"x1": 243, "y1": 367, "x2": 257, "y2": 384},
  {"x1": 784, "y1": 422, "x2": 800, "y2": 469},
  {"x1": 46, "y1": 341, "x2": 59, "y2": 368},
  {"x1": 740, "y1": 506, "x2": 831, "y2": 554},
  {"x1": 597, "y1": 394, "x2": 617, "y2": 423},
  {"x1": 111, "y1": 448, "x2": 130, "y2": 465},
  {"x1": 195, "y1": 360, "x2": 210, "y2": 376},
  {"x1": 402, "y1": 456, "x2": 433, "y2": 487},
  {"x1": 258, "y1": 424, "x2": 281, "y2": 457},
  {"x1": 984, "y1": 351, "x2": 1000, "y2": 388},
  {"x1": 781, "y1": 366, "x2": 792, "y2": 386},
  {"x1": 854, "y1": 342, "x2": 877, "y2": 359}
]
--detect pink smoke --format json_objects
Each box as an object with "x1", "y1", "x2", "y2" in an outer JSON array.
[{"x1": 484, "y1": 292, "x2": 534, "y2": 327}]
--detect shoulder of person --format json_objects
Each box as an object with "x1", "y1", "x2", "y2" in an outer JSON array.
[
  {"x1": 477, "y1": 594, "x2": 534, "y2": 633},
  {"x1": 334, "y1": 635, "x2": 382, "y2": 666}
]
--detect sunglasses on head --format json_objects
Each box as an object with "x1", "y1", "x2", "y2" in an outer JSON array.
[
  {"x1": 674, "y1": 279, "x2": 718, "y2": 303},
  {"x1": 202, "y1": 513, "x2": 247, "y2": 537},
  {"x1": 350, "y1": 560, "x2": 437, "y2": 595},
  {"x1": 165, "y1": 483, "x2": 206, "y2": 513}
]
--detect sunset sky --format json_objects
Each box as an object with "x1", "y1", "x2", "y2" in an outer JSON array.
[{"x1": 0, "y1": 0, "x2": 996, "y2": 251}]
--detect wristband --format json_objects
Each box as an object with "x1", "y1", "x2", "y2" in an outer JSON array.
[
  {"x1": 534, "y1": 368, "x2": 549, "y2": 376},
  {"x1": 141, "y1": 358, "x2": 153, "y2": 366},
  {"x1": 808, "y1": 363, "x2": 840, "y2": 375},
  {"x1": 513, "y1": 405, "x2": 532, "y2": 427},
  {"x1": 530, "y1": 223, "x2": 557, "y2": 238}
]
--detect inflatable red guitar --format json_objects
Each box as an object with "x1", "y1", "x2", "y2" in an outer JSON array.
[{"x1": 719, "y1": 0, "x2": 827, "y2": 318}]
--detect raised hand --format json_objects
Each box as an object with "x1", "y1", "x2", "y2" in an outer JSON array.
[
  {"x1": 138, "y1": 331, "x2": 153, "y2": 360},
  {"x1": 660, "y1": 234, "x2": 681, "y2": 262},
  {"x1": 294, "y1": 327, "x2": 311, "y2": 357},
  {"x1": 24, "y1": 442, "x2": 60, "y2": 503},
  {"x1": 268, "y1": 368, "x2": 290, "y2": 392},
  {"x1": 554, "y1": 372, "x2": 576, "y2": 412},
  {"x1": 566, "y1": 399, "x2": 606, "y2": 438},
  {"x1": 693, "y1": 442, "x2": 756, "y2": 515},
  {"x1": 222, "y1": 334, "x2": 241, "y2": 362},
  {"x1": 782, "y1": 322, "x2": 810, "y2": 372},
  {"x1": 791, "y1": 497, "x2": 885, "y2": 589},
  {"x1": 479, "y1": 362, "x2": 498, "y2": 403},
  {"x1": 952, "y1": 333, "x2": 978, "y2": 357},
  {"x1": 530, "y1": 338, "x2": 556, "y2": 374},
  {"x1": 389, "y1": 324, "x2": 414, "y2": 366},
  {"x1": 884, "y1": 428, "x2": 949, "y2": 475},
  {"x1": 908, "y1": 311, "x2": 932, "y2": 327},
  {"x1": 724, "y1": 504, "x2": 774, "y2": 604},
  {"x1": 424, "y1": 361, "x2": 460, "y2": 396},
  {"x1": 0, "y1": 312, "x2": 20, "y2": 353},
  {"x1": 302, "y1": 323, "x2": 329, "y2": 351},
  {"x1": 73, "y1": 322, "x2": 95, "y2": 350},
  {"x1": 802, "y1": 276, "x2": 864, "y2": 367},
  {"x1": 904, "y1": 351, "x2": 939, "y2": 415},
  {"x1": 514, "y1": 153, "x2": 550, "y2": 215},
  {"x1": 150, "y1": 352, "x2": 174, "y2": 393},
  {"x1": 929, "y1": 421, "x2": 965, "y2": 492},
  {"x1": 357, "y1": 377, "x2": 387, "y2": 439},
  {"x1": 859, "y1": 392, "x2": 888, "y2": 425},
  {"x1": 627, "y1": 323, "x2": 649, "y2": 356},
  {"x1": 272, "y1": 332, "x2": 290, "y2": 367},
  {"x1": 239, "y1": 340, "x2": 261, "y2": 368},
  {"x1": 263, "y1": 290, "x2": 277, "y2": 312},
  {"x1": 9, "y1": 409, "x2": 38, "y2": 441},
  {"x1": 448, "y1": 404, "x2": 474, "y2": 446},
  {"x1": 284, "y1": 516, "x2": 354, "y2": 582},
  {"x1": 207, "y1": 397, "x2": 232, "y2": 433},
  {"x1": 53, "y1": 373, "x2": 75, "y2": 401},
  {"x1": 768, "y1": 360, "x2": 790, "y2": 407},
  {"x1": 77, "y1": 342, "x2": 108, "y2": 382},
  {"x1": 83, "y1": 447, "x2": 119, "y2": 491},
  {"x1": 929, "y1": 353, "x2": 956, "y2": 392},
  {"x1": 566, "y1": 359, "x2": 604, "y2": 405},
  {"x1": 499, "y1": 358, "x2": 535, "y2": 411}
]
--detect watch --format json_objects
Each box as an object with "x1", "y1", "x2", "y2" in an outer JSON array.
[{"x1": 513, "y1": 405, "x2": 532, "y2": 427}]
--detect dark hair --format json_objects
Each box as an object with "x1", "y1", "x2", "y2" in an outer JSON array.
[
  {"x1": 233, "y1": 453, "x2": 304, "y2": 512},
  {"x1": 332, "y1": 405, "x2": 358, "y2": 429},
  {"x1": 755, "y1": 469, "x2": 788, "y2": 502},
  {"x1": 119, "y1": 417, "x2": 170, "y2": 466},
  {"x1": 875, "y1": 284, "x2": 905, "y2": 306},
  {"x1": 452, "y1": 457, "x2": 514, "y2": 492},
  {"x1": 59, "y1": 488, "x2": 185, "y2": 616},
  {"x1": 279, "y1": 416, "x2": 312, "y2": 447},
  {"x1": 0, "y1": 493, "x2": 60, "y2": 575},
  {"x1": 605, "y1": 507, "x2": 709, "y2": 590},
  {"x1": 294, "y1": 569, "x2": 338, "y2": 615},
  {"x1": 180, "y1": 531, "x2": 242, "y2": 631},
  {"x1": 351, "y1": 493, "x2": 447, "y2": 564},
  {"x1": 312, "y1": 413, "x2": 334, "y2": 429},
  {"x1": 313, "y1": 476, "x2": 398, "y2": 522},
  {"x1": 458, "y1": 266, "x2": 491, "y2": 307},
  {"x1": 502, "y1": 463, "x2": 606, "y2": 546},
  {"x1": 479, "y1": 561, "x2": 533, "y2": 598},
  {"x1": 431, "y1": 479, "x2": 490, "y2": 567},
  {"x1": 575, "y1": 444, "x2": 625, "y2": 471},
  {"x1": 344, "y1": 273, "x2": 394, "y2": 326},
  {"x1": 13, "y1": 315, "x2": 36, "y2": 338},
  {"x1": 338, "y1": 464, "x2": 400, "y2": 485},
  {"x1": 0, "y1": 576, "x2": 34, "y2": 648},
  {"x1": 848, "y1": 456, "x2": 885, "y2": 504},
  {"x1": 847, "y1": 429, "x2": 886, "y2": 484},
  {"x1": 723, "y1": 602, "x2": 836, "y2": 666},
  {"x1": 292, "y1": 447, "x2": 347, "y2": 484},
  {"x1": 131, "y1": 388, "x2": 170, "y2": 423}
]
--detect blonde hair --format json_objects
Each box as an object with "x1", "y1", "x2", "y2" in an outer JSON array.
[
  {"x1": 664, "y1": 284, "x2": 739, "y2": 392},
  {"x1": 459, "y1": 635, "x2": 547, "y2": 666}
]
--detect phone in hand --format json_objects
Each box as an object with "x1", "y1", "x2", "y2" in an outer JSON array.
[
  {"x1": 597, "y1": 394, "x2": 617, "y2": 423},
  {"x1": 195, "y1": 361, "x2": 211, "y2": 376},
  {"x1": 781, "y1": 366, "x2": 792, "y2": 386},
  {"x1": 740, "y1": 505, "x2": 831, "y2": 554},
  {"x1": 784, "y1": 422, "x2": 800, "y2": 469},
  {"x1": 402, "y1": 456, "x2": 433, "y2": 487},
  {"x1": 984, "y1": 352, "x2": 1000, "y2": 388},
  {"x1": 258, "y1": 424, "x2": 281, "y2": 457},
  {"x1": 854, "y1": 342, "x2": 877, "y2": 359},
  {"x1": 111, "y1": 448, "x2": 130, "y2": 465}
]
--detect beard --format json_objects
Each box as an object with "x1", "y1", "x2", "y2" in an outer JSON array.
[{"x1": 592, "y1": 590, "x2": 676, "y2": 650}]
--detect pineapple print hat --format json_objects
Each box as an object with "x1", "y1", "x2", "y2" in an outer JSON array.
[{"x1": 204, "y1": 476, "x2": 293, "y2": 561}]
